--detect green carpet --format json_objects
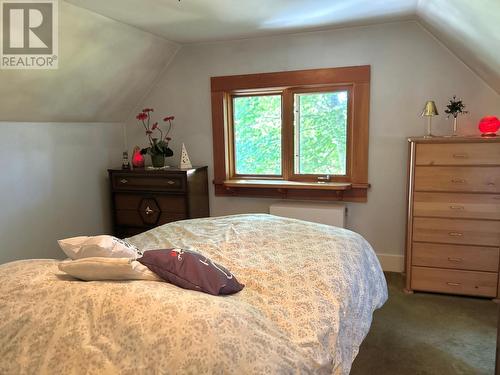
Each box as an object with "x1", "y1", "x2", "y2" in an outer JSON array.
[{"x1": 351, "y1": 272, "x2": 497, "y2": 375}]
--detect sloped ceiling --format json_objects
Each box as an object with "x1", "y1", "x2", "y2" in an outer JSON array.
[
  {"x1": 2, "y1": 0, "x2": 498, "y2": 123},
  {"x1": 417, "y1": 0, "x2": 500, "y2": 94},
  {"x1": 0, "y1": 2, "x2": 179, "y2": 122},
  {"x1": 65, "y1": 0, "x2": 418, "y2": 43},
  {"x1": 65, "y1": 0, "x2": 500, "y2": 95}
]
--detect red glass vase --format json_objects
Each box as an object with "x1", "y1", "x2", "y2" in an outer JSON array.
[
  {"x1": 132, "y1": 146, "x2": 145, "y2": 168},
  {"x1": 478, "y1": 116, "x2": 500, "y2": 137}
]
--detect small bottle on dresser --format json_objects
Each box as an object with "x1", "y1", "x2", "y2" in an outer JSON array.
[{"x1": 122, "y1": 151, "x2": 130, "y2": 170}]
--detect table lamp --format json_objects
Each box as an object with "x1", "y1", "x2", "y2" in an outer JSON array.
[{"x1": 421, "y1": 101, "x2": 439, "y2": 137}]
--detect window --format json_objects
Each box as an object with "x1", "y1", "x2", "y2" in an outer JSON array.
[
  {"x1": 232, "y1": 94, "x2": 282, "y2": 176},
  {"x1": 211, "y1": 66, "x2": 370, "y2": 202},
  {"x1": 293, "y1": 88, "x2": 349, "y2": 177}
]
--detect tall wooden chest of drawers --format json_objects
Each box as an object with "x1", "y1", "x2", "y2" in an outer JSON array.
[
  {"x1": 108, "y1": 167, "x2": 209, "y2": 238},
  {"x1": 405, "y1": 137, "x2": 500, "y2": 298}
]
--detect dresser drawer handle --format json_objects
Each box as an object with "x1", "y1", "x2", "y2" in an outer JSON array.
[
  {"x1": 452, "y1": 153, "x2": 468, "y2": 159},
  {"x1": 167, "y1": 180, "x2": 175, "y2": 185},
  {"x1": 447, "y1": 257, "x2": 463, "y2": 263},
  {"x1": 145, "y1": 206, "x2": 154, "y2": 215},
  {"x1": 487, "y1": 182, "x2": 496, "y2": 186},
  {"x1": 449, "y1": 205, "x2": 464, "y2": 210},
  {"x1": 451, "y1": 178, "x2": 466, "y2": 184},
  {"x1": 448, "y1": 232, "x2": 463, "y2": 237},
  {"x1": 120, "y1": 179, "x2": 128, "y2": 184},
  {"x1": 446, "y1": 282, "x2": 461, "y2": 286}
]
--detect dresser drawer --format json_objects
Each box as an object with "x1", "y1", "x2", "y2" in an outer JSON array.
[
  {"x1": 114, "y1": 194, "x2": 187, "y2": 214},
  {"x1": 413, "y1": 192, "x2": 500, "y2": 220},
  {"x1": 413, "y1": 217, "x2": 500, "y2": 247},
  {"x1": 112, "y1": 174, "x2": 186, "y2": 192},
  {"x1": 414, "y1": 166, "x2": 500, "y2": 193},
  {"x1": 416, "y1": 142, "x2": 500, "y2": 166},
  {"x1": 412, "y1": 242, "x2": 499, "y2": 272},
  {"x1": 411, "y1": 266, "x2": 497, "y2": 297},
  {"x1": 116, "y1": 210, "x2": 186, "y2": 227}
]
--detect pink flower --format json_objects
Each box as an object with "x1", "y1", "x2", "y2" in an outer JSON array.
[
  {"x1": 163, "y1": 116, "x2": 175, "y2": 121},
  {"x1": 151, "y1": 122, "x2": 159, "y2": 130},
  {"x1": 136, "y1": 112, "x2": 148, "y2": 121},
  {"x1": 142, "y1": 108, "x2": 154, "y2": 113}
]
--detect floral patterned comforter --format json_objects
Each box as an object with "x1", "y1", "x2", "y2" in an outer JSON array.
[{"x1": 0, "y1": 214, "x2": 387, "y2": 374}]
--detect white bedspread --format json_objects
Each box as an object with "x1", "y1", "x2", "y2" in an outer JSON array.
[{"x1": 0, "y1": 214, "x2": 387, "y2": 374}]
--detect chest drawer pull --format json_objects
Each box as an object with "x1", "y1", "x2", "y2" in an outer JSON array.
[
  {"x1": 446, "y1": 282, "x2": 461, "y2": 286},
  {"x1": 487, "y1": 182, "x2": 496, "y2": 186},
  {"x1": 451, "y1": 178, "x2": 466, "y2": 184},
  {"x1": 452, "y1": 153, "x2": 468, "y2": 159},
  {"x1": 447, "y1": 257, "x2": 463, "y2": 263},
  {"x1": 448, "y1": 232, "x2": 463, "y2": 237},
  {"x1": 167, "y1": 180, "x2": 175, "y2": 185},
  {"x1": 145, "y1": 206, "x2": 154, "y2": 215},
  {"x1": 120, "y1": 179, "x2": 128, "y2": 184},
  {"x1": 449, "y1": 205, "x2": 464, "y2": 210}
]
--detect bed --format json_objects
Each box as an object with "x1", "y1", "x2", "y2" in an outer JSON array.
[{"x1": 0, "y1": 214, "x2": 387, "y2": 374}]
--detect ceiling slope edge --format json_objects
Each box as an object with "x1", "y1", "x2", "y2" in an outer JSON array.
[
  {"x1": 416, "y1": 0, "x2": 500, "y2": 95},
  {"x1": 125, "y1": 44, "x2": 182, "y2": 123},
  {"x1": 0, "y1": 2, "x2": 181, "y2": 123}
]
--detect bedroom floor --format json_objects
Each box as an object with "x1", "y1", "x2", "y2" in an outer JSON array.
[{"x1": 351, "y1": 272, "x2": 497, "y2": 375}]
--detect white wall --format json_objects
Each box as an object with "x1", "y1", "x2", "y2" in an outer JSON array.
[
  {"x1": 127, "y1": 21, "x2": 500, "y2": 271},
  {"x1": 0, "y1": 122, "x2": 123, "y2": 264}
]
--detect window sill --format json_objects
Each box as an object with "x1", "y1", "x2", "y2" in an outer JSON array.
[
  {"x1": 214, "y1": 179, "x2": 369, "y2": 202},
  {"x1": 224, "y1": 179, "x2": 352, "y2": 190}
]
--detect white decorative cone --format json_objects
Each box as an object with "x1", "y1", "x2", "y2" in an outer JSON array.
[{"x1": 179, "y1": 143, "x2": 193, "y2": 169}]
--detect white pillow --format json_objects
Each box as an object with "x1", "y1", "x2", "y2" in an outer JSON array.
[
  {"x1": 57, "y1": 235, "x2": 142, "y2": 260},
  {"x1": 58, "y1": 257, "x2": 161, "y2": 281}
]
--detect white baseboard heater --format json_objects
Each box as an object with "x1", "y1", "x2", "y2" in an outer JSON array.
[{"x1": 269, "y1": 201, "x2": 346, "y2": 228}]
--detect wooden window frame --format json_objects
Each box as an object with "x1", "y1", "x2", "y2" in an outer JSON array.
[
  {"x1": 288, "y1": 85, "x2": 353, "y2": 182},
  {"x1": 211, "y1": 65, "x2": 371, "y2": 202}
]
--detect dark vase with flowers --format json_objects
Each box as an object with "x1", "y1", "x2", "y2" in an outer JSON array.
[
  {"x1": 136, "y1": 109, "x2": 175, "y2": 168},
  {"x1": 148, "y1": 138, "x2": 174, "y2": 167},
  {"x1": 151, "y1": 154, "x2": 165, "y2": 168}
]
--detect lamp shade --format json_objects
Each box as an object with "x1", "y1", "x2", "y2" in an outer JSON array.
[
  {"x1": 478, "y1": 116, "x2": 500, "y2": 136},
  {"x1": 421, "y1": 101, "x2": 439, "y2": 117}
]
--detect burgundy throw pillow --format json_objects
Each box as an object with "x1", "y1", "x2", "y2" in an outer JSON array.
[{"x1": 137, "y1": 249, "x2": 244, "y2": 296}]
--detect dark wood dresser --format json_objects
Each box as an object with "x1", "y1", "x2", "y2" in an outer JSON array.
[{"x1": 108, "y1": 167, "x2": 209, "y2": 238}]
